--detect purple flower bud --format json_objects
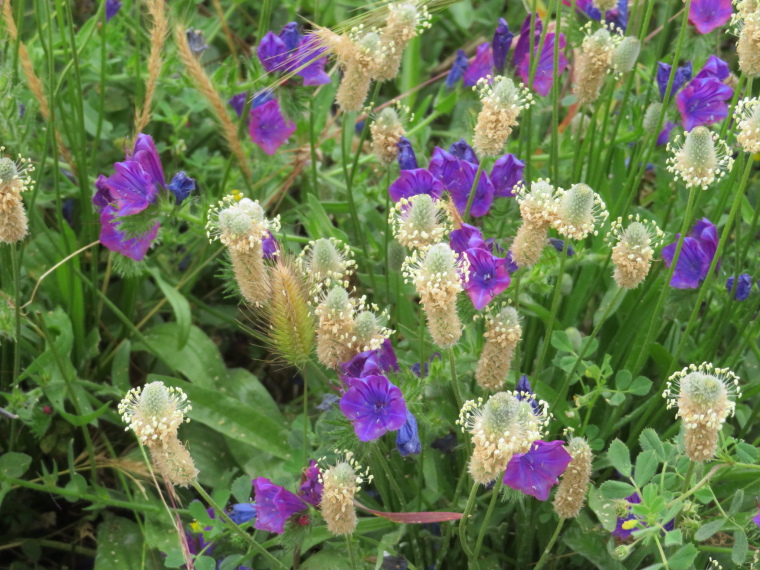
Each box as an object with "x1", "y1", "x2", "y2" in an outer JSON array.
[
  {"x1": 516, "y1": 374, "x2": 541, "y2": 415},
  {"x1": 449, "y1": 139, "x2": 479, "y2": 164},
  {"x1": 167, "y1": 171, "x2": 195, "y2": 205},
  {"x1": 229, "y1": 503, "x2": 257, "y2": 525},
  {"x1": 396, "y1": 137, "x2": 418, "y2": 170},
  {"x1": 548, "y1": 238, "x2": 575, "y2": 256},
  {"x1": 726, "y1": 274, "x2": 753, "y2": 301},
  {"x1": 252, "y1": 477, "x2": 306, "y2": 534},
  {"x1": 502, "y1": 440, "x2": 572, "y2": 500},
  {"x1": 463, "y1": 43, "x2": 494, "y2": 88},
  {"x1": 517, "y1": 32, "x2": 567, "y2": 97},
  {"x1": 512, "y1": 14, "x2": 543, "y2": 69},
  {"x1": 257, "y1": 31, "x2": 287, "y2": 73},
  {"x1": 490, "y1": 153, "x2": 525, "y2": 198},
  {"x1": 279, "y1": 22, "x2": 302, "y2": 52},
  {"x1": 186, "y1": 28, "x2": 209, "y2": 57},
  {"x1": 662, "y1": 217, "x2": 718, "y2": 289},
  {"x1": 656, "y1": 61, "x2": 693, "y2": 100},
  {"x1": 396, "y1": 411, "x2": 422, "y2": 457},
  {"x1": 106, "y1": 0, "x2": 122, "y2": 21},
  {"x1": 299, "y1": 460, "x2": 323, "y2": 506},
  {"x1": 446, "y1": 50, "x2": 469, "y2": 90},
  {"x1": 229, "y1": 93, "x2": 247, "y2": 118},
  {"x1": 492, "y1": 18, "x2": 514, "y2": 74},
  {"x1": 262, "y1": 230, "x2": 278, "y2": 260},
  {"x1": 657, "y1": 121, "x2": 677, "y2": 146}
]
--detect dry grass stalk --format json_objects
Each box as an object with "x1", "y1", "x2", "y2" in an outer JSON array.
[
  {"x1": 134, "y1": 0, "x2": 168, "y2": 134},
  {"x1": 174, "y1": 24, "x2": 252, "y2": 181}
]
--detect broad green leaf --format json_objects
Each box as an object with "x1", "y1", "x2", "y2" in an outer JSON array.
[
  {"x1": 600, "y1": 481, "x2": 636, "y2": 500},
  {"x1": 195, "y1": 557, "x2": 217, "y2": 570},
  {"x1": 155, "y1": 375, "x2": 290, "y2": 459},
  {"x1": 607, "y1": 439, "x2": 632, "y2": 477},
  {"x1": 561, "y1": 524, "x2": 626, "y2": 570},
  {"x1": 694, "y1": 518, "x2": 725, "y2": 541},
  {"x1": 231, "y1": 475, "x2": 252, "y2": 504},
  {"x1": 633, "y1": 450, "x2": 658, "y2": 487},
  {"x1": 728, "y1": 489, "x2": 745, "y2": 516},
  {"x1": 732, "y1": 530, "x2": 748, "y2": 565},
  {"x1": 551, "y1": 331, "x2": 575, "y2": 354},
  {"x1": 639, "y1": 429, "x2": 666, "y2": 461},
  {"x1": 614, "y1": 369, "x2": 632, "y2": 391},
  {"x1": 609, "y1": 392, "x2": 626, "y2": 406},
  {"x1": 225, "y1": 368, "x2": 284, "y2": 422},
  {"x1": 94, "y1": 514, "x2": 144, "y2": 570},
  {"x1": 736, "y1": 442, "x2": 759, "y2": 463},
  {"x1": 664, "y1": 529, "x2": 682, "y2": 547},
  {"x1": 111, "y1": 340, "x2": 131, "y2": 394},
  {"x1": 136, "y1": 325, "x2": 225, "y2": 388},
  {"x1": 149, "y1": 268, "x2": 192, "y2": 350},
  {"x1": 628, "y1": 376, "x2": 652, "y2": 396},
  {"x1": 0, "y1": 452, "x2": 32, "y2": 478},
  {"x1": 588, "y1": 486, "x2": 617, "y2": 532},
  {"x1": 668, "y1": 544, "x2": 698, "y2": 570},
  {"x1": 58, "y1": 402, "x2": 110, "y2": 427}
]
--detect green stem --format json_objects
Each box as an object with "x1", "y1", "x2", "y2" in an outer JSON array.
[
  {"x1": 534, "y1": 240, "x2": 571, "y2": 376},
  {"x1": 464, "y1": 161, "x2": 485, "y2": 220},
  {"x1": 533, "y1": 518, "x2": 565, "y2": 570},
  {"x1": 192, "y1": 480, "x2": 288, "y2": 570},
  {"x1": 345, "y1": 534, "x2": 357, "y2": 570},
  {"x1": 458, "y1": 482, "x2": 480, "y2": 567},
  {"x1": 385, "y1": 166, "x2": 392, "y2": 302},
  {"x1": 303, "y1": 372, "x2": 309, "y2": 465},
  {"x1": 473, "y1": 479, "x2": 502, "y2": 557},
  {"x1": 10, "y1": 243, "x2": 21, "y2": 383},
  {"x1": 448, "y1": 347, "x2": 463, "y2": 413},
  {"x1": 310, "y1": 97, "x2": 319, "y2": 196},
  {"x1": 372, "y1": 445, "x2": 405, "y2": 510}
]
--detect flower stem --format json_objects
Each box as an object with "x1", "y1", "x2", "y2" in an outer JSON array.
[
  {"x1": 385, "y1": 166, "x2": 392, "y2": 302},
  {"x1": 192, "y1": 480, "x2": 288, "y2": 570},
  {"x1": 309, "y1": 97, "x2": 319, "y2": 196},
  {"x1": 533, "y1": 517, "x2": 565, "y2": 570},
  {"x1": 464, "y1": 160, "x2": 484, "y2": 220},
  {"x1": 534, "y1": 240, "x2": 571, "y2": 376},
  {"x1": 458, "y1": 482, "x2": 480, "y2": 567},
  {"x1": 447, "y1": 347, "x2": 462, "y2": 413},
  {"x1": 473, "y1": 479, "x2": 502, "y2": 557},
  {"x1": 10, "y1": 242, "x2": 21, "y2": 383},
  {"x1": 345, "y1": 534, "x2": 357, "y2": 570}
]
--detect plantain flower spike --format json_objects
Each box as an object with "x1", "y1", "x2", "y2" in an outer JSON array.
[
  {"x1": 457, "y1": 391, "x2": 548, "y2": 485},
  {"x1": 594, "y1": 0, "x2": 618, "y2": 10},
  {"x1": 553, "y1": 183, "x2": 609, "y2": 241},
  {"x1": 391, "y1": 193, "x2": 452, "y2": 251},
  {"x1": 351, "y1": 308, "x2": 392, "y2": 353},
  {"x1": 370, "y1": 107, "x2": 406, "y2": 164},
  {"x1": 473, "y1": 75, "x2": 533, "y2": 157},
  {"x1": 207, "y1": 195, "x2": 280, "y2": 306},
  {"x1": 611, "y1": 36, "x2": 640, "y2": 74},
  {"x1": 0, "y1": 150, "x2": 34, "y2": 244},
  {"x1": 573, "y1": 25, "x2": 618, "y2": 105},
  {"x1": 375, "y1": 2, "x2": 432, "y2": 81},
  {"x1": 735, "y1": 1, "x2": 760, "y2": 76},
  {"x1": 315, "y1": 286, "x2": 357, "y2": 368},
  {"x1": 510, "y1": 180, "x2": 559, "y2": 267},
  {"x1": 475, "y1": 305, "x2": 522, "y2": 391},
  {"x1": 666, "y1": 126, "x2": 734, "y2": 190},
  {"x1": 319, "y1": 451, "x2": 372, "y2": 536},
  {"x1": 608, "y1": 214, "x2": 664, "y2": 289},
  {"x1": 553, "y1": 437, "x2": 593, "y2": 519},
  {"x1": 298, "y1": 237, "x2": 356, "y2": 297},
  {"x1": 118, "y1": 381, "x2": 198, "y2": 486},
  {"x1": 403, "y1": 242, "x2": 469, "y2": 348},
  {"x1": 663, "y1": 362, "x2": 741, "y2": 462},
  {"x1": 734, "y1": 97, "x2": 760, "y2": 153},
  {"x1": 642, "y1": 102, "x2": 664, "y2": 134}
]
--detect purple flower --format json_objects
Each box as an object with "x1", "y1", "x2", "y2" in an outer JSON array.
[
  {"x1": 446, "y1": 50, "x2": 469, "y2": 90},
  {"x1": 695, "y1": 55, "x2": 730, "y2": 81},
  {"x1": 249, "y1": 99, "x2": 296, "y2": 156},
  {"x1": 340, "y1": 374, "x2": 407, "y2": 442},
  {"x1": 656, "y1": 62, "x2": 693, "y2": 100},
  {"x1": 132, "y1": 133, "x2": 165, "y2": 188},
  {"x1": 397, "y1": 137, "x2": 418, "y2": 170},
  {"x1": 726, "y1": 274, "x2": 753, "y2": 301},
  {"x1": 105, "y1": 0, "x2": 122, "y2": 21},
  {"x1": 463, "y1": 43, "x2": 494, "y2": 88},
  {"x1": 229, "y1": 93, "x2": 247, "y2": 118},
  {"x1": 252, "y1": 477, "x2": 306, "y2": 534},
  {"x1": 447, "y1": 159, "x2": 495, "y2": 218},
  {"x1": 516, "y1": 375, "x2": 541, "y2": 415},
  {"x1": 396, "y1": 411, "x2": 422, "y2": 457},
  {"x1": 299, "y1": 460, "x2": 323, "y2": 506},
  {"x1": 229, "y1": 503, "x2": 257, "y2": 525},
  {"x1": 257, "y1": 31, "x2": 288, "y2": 73},
  {"x1": 754, "y1": 509, "x2": 760, "y2": 528},
  {"x1": 548, "y1": 238, "x2": 575, "y2": 256},
  {"x1": 676, "y1": 78, "x2": 733, "y2": 130},
  {"x1": 504, "y1": 250, "x2": 519, "y2": 274},
  {"x1": 167, "y1": 171, "x2": 195, "y2": 205},
  {"x1": 463, "y1": 247, "x2": 511, "y2": 310},
  {"x1": 186, "y1": 28, "x2": 209, "y2": 57},
  {"x1": 449, "y1": 139, "x2": 479, "y2": 164},
  {"x1": 662, "y1": 217, "x2": 718, "y2": 289},
  {"x1": 490, "y1": 154, "x2": 525, "y2": 198},
  {"x1": 689, "y1": 0, "x2": 732, "y2": 34},
  {"x1": 492, "y1": 18, "x2": 514, "y2": 74},
  {"x1": 291, "y1": 36, "x2": 331, "y2": 86},
  {"x1": 517, "y1": 33, "x2": 568, "y2": 97},
  {"x1": 388, "y1": 168, "x2": 444, "y2": 202},
  {"x1": 429, "y1": 146, "x2": 460, "y2": 181},
  {"x1": 450, "y1": 223, "x2": 487, "y2": 254},
  {"x1": 262, "y1": 230, "x2": 278, "y2": 260},
  {"x1": 563, "y1": 0, "x2": 628, "y2": 31},
  {"x1": 502, "y1": 440, "x2": 572, "y2": 500},
  {"x1": 340, "y1": 338, "x2": 399, "y2": 381},
  {"x1": 279, "y1": 22, "x2": 302, "y2": 51},
  {"x1": 657, "y1": 121, "x2": 677, "y2": 146},
  {"x1": 98, "y1": 206, "x2": 159, "y2": 261},
  {"x1": 612, "y1": 493, "x2": 641, "y2": 539},
  {"x1": 411, "y1": 352, "x2": 441, "y2": 378},
  {"x1": 513, "y1": 14, "x2": 543, "y2": 69},
  {"x1": 103, "y1": 160, "x2": 158, "y2": 214}
]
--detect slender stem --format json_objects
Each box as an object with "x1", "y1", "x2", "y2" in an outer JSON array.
[
  {"x1": 458, "y1": 482, "x2": 480, "y2": 566},
  {"x1": 10, "y1": 243, "x2": 21, "y2": 382},
  {"x1": 345, "y1": 534, "x2": 357, "y2": 570},
  {"x1": 653, "y1": 534, "x2": 670, "y2": 570},
  {"x1": 192, "y1": 480, "x2": 288, "y2": 570},
  {"x1": 534, "y1": 241, "x2": 571, "y2": 376},
  {"x1": 372, "y1": 445, "x2": 405, "y2": 509},
  {"x1": 473, "y1": 479, "x2": 502, "y2": 557},
  {"x1": 385, "y1": 166, "x2": 392, "y2": 302},
  {"x1": 310, "y1": 97, "x2": 319, "y2": 196},
  {"x1": 303, "y1": 372, "x2": 309, "y2": 465},
  {"x1": 464, "y1": 161, "x2": 485, "y2": 220},
  {"x1": 448, "y1": 347, "x2": 462, "y2": 412},
  {"x1": 533, "y1": 518, "x2": 566, "y2": 570}
]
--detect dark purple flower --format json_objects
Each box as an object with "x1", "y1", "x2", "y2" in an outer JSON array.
[
  {"x1": 299, "y1": 460, "x2": 323, "y2": 506},
  {"x1": 252, "y1": 477, "x2": 306, "y2": 534},
  {"x1": 388, "y1": 168, "x2": 444, "y2": 202},
  {"x1": 754, "y1": 509, "x2": 760, "y2": 528},
  {"x1": 493, "y1": 18, "x2": 514, "y2": 74},
  {"x1": 229, "y1": 93, "x2": 247, "y2": 118},
  {"x1": 431, "y1": 432, "x2": 457, "y2": 453},
  {"x1": 446, "y1": 50, "x2": 469, "y2": 90},
  {"x1": 516, "y1": 375, "x2": 541, "y2": 415},
  {"x1": 463, "y1": 247, "x2": 511, "y2": 310},
  {"x1": 463, "y1": 43, "x2": 494, "y2": 88},
  {"x1": 291, "y1": 36, "x2": 331, "y2": 85},
  {"x1": 411, "y1": 352, "x2": 441, "y2": 378},
  {"x1": 396, "y1": 411, "x2": 422, "y2": 457},
  {"x1": 695, "y1": 55, "x2": 730, "y2": 81},
  {"x1": 563, "y1": 0, "x2": 628, "y2": 31},
  {"x1": 262, "y1": 230, "x2": 278, "y2": 260},
  {"x1": 657, "y1": 121, "x2": 677, "y2": 146},
  {"x1": 689, "y1": 0, "x2": 732, "y2": 34},
  {"x1": 341, "y1": 338, "x2": 399, "y2": 380},
  {"x1": 229, "y1": 503, "x2": 257, "y2": 525},
  {"x1": 676, "y1": 77, "x2": 733, "y2": 130},
  {"x1": 490, "y1": 154, "x2": 525, "y2": 198},
  {"x1": 504, "y1": 250, "x2": 519, "y2": 274},
  {"x1": 612, "y1": 493, "x2": 641, "y2": 539},
  {"x1": 548, "y1": 238, "x2": 575, "y2": 256},
  {"x1": 167, "y1": 171, "x2": 195, "y2": 205},
  {"x1": 279, "y1": 22, "x2": 302, "y2": 52},
  {"x1": 726, "y1": 274, "x2": 753, "y2": 301},
  {"x1": 105, "y1": 160, "x2": 159, "y2": 216},
  {"x1": 397, "y1": 137, "x2": 418, "y2": 170},
  {"x1": 502, "y1": 440, "x2": 572, "y2": 500},
  {"x1": 99, "y1": 206, "x2": 159, "y2": 261},
  {"x1": 447, "y1": 160, "x2": 495, "y2": 218},
  {"x1": 428, "y1": 146, "x2": 460, "y2": 181},
  {"x1": 340, "y1": 374, "x2": 407, "y2": 442},
  {"x1": 257, "y1": 31, "x2": 288, "y2": 73},
  {"x1": 662, "y1": 218, "x2": 718, "y2": 289},
  {"x1": 249, "y1": 99, "x2": 296, "y2": 156},
  {"x1": 449, "y1": 139, "x2": 479, "y2": 164},
  {"x1": 105, "y1": 0, "x2": 122, "y2": 21},
  {"x1": 186, "y1": 28, "x2": 209, "y2": 57},
  {"x1": 512, "y1": 14, "x2": 543, "y2": 69},
  {"x1": 450, "y1": 223, "x2": 487, "y2": 254},
  {"x1": 517, "y1": 33, "x2": 568, "y2": 97},
  {"x1": 657, "y1": 62, "x2": 693, "y2": 100},
  {"x1": 132, "y1": 133, "x2": 165, "y2": 188}
]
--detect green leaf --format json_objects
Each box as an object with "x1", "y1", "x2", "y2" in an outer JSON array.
[
  {"x1": 633, "y1": 450, "x2": 658, "y2": 488},
  {"x1": 64, "y1": 473, "x2": 88, "y2": 501},
  {"x1": 664, "y1": 529, "x2": 682, "y2": 547},
  {"x1": 189, "y1": 500, "x2": 214, "y2": 526},
  {"x1": 195, "y1": 557, "x2": 217, "y2": 570},
  {"x1": 550, "y1": 331, "x2": 575, "y2": 354},
  {"x1": 231, "y1": 474, "x2": 252, "y2": 504},
  {"x1": 111, "y1": 340, "x2": 131, "y2": 394},
  {"x1": 300, "y1": 551, "x2": 353, "y2": 570},
  {"x1": 639, "y1": 429, "x2": 666, "y2": 461},
  {"x1": 155, "y1": 375, "x2": 290, "y2": 459},
  {"x1": 607, "y1": 439, "x2": 632, "y2": 477},
  {"x1": 694, "y1": 518, "x2": 725, "y2": 541},
  {"x1": 614, "y1": 370, "x2": 632, "y2": 390},
  {"x1": 736, "y1": 442, "x2": 759, "y2": 463},
  {"x1": 608, "y1": 392, "x2": 626, "y2": 406},
  {"x1": 94, "y1": 514, "x2": 144, "y2": 570},
  {"x1": 593, "y1": 286, "x2": 624, "y2": 327},
  {"x1": 732, "y1": 530, "x2": 748, "y2": 565},
  {"x1": 149, "y1": 268, "x2": 192, "y2": 350},
  {"x1": 136, "y1": 325, "x2": 226, "y2": 388},
  {"x1": 0, "y1": 452, "x2": 32, "y2": 478},
  {"x1": 668, "y1": 544, "x2": 698, "y2": 570},
  {"x1": 58, "y1": 402, "x2": 110, "y2": 427},
  {"x1": 600, "y1": 481, "x2": 636, "y2": 500},
  {"x1": 589, "y1": 486, "x2": 618, "y2": 532},
  {"x1": 628, "y1": 376, "x2": 652, "y2": 396},
  {"x1": 561, "y1": 524, "x2": 626, "y2": 570},
  {"x1": 728, "y1": 489, "x2": 745, "y2": 516}
]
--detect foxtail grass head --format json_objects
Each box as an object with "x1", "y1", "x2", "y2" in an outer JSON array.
[
  {"x1": 608, "y1": 215, "x2": 663, "y2": 289},
  {"x1": 612, "y1": 37, "x2": 640, "y2": 74},
  {"x1": 666, "y1": 127, "x2": 733, "y2": 190},
  {"x1": 553, "y1": 183, "x2": 608, "y2": 241}
]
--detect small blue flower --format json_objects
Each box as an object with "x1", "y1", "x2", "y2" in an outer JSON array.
[
  {"x1": 516, "y1": 375, "x2": 541, "y2": 416},
  {"x1": 229, "y1": 503, "x2": 257, "y2": 525},
  {"x1": 167, "y1": 171, "x2": 195, "y2": 205},
  {"x1": 548, "y1": 238, "x2": 575, "y2": 256},
  {"x1": 186, "y1": 28, "x2": 209, "y2": 57},
  {"x1": 446, "y1": 50, "x2": 469, "y2": 90},
  {"x1": 492, "y1": 18, "x2": 514, "y2": 74},
  {"x1": 449, "y1": 139, "x2": 479, "y2": 165},
  {"x1": 396, "y1": 411, "x2": 422, "y2": 457},
  {"x1": 105, "y1": 0, "x2": 122, "y2": 22},
  {"x1": 656, "y1": 61, "x2": 693, "y2": 100},
  {"x1": 726, "y1": 274, "x2": 753, "y2": 301},
  {"x1": 397, "y1": 137, "x2": 418, "y2": 170}
]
